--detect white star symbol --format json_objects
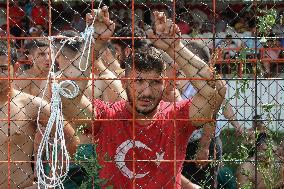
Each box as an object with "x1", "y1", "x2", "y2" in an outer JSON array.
[{"x1": 155, "y1": 152, "x2": 165, "y2": 167}]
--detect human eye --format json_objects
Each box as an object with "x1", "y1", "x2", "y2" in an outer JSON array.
[
  {"x1": 0, "y1": 66, "x2": 8, "y2": 74},
  {"x1": 134, "y1": 78, "x2": 144, "y2": 84},
  {"x1": 150, "y1": 79, "x2": 162, "y2": 85}
]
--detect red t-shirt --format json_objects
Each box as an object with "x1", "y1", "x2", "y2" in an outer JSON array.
[
  {"x1": 31, "y1": 6, "x2": 47, "y2": 27},
  {"x1": 9, "y1": 6, "x2": 25, "y2": 27},
  {"x1": 93, "y1": 99, "x2": 196, "y2": 189},
  {"x1": 177, "y1": 21, "x2": 190, "y2": 35}
]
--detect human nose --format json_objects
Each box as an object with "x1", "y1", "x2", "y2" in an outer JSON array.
[{"x1": 140, "y1": 81, "x2": 152, "y2": 96}]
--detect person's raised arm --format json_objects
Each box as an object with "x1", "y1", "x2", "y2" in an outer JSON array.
[
  {"x1": 58, "y1": 6, "x2": 115, "y2": 126},
  {"x1": 59, "y1": 6, "x2": 115, "y2": 97},
  {"x1": 84, "y1": 58, "x2": 126, "y2": 102},
  {"x1": 147, "y1": 11, "x2": 226, "y2": 127}
]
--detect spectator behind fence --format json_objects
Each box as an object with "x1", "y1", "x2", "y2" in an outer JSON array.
[
  {"x1": 234, "y1": 16, "x2": 249, "y2": 33},
  {"x1": 241, "y1": 27, "x2": 263, "y2": 58},
  {"x1": 59, "y1": 7, "x2": 226, "y2": 188},
  {"x1": 216, "y1": 34, "x2": 238, "y2": 59},
  {"x1": 120, "y1": 10, "x2": 130, "y2": 28},
  {"x1": 215, "y1": 13, "x2": 229, "y2": 33},
  {"x1": 236, "y1": 135, "x2": 282, "y2": 189},
  {"x1": 262, "y1": 33, "x2": 281, "y2": 77},
  {"x1": 9, "y1": 0, "x2": 25, "y2": 47},
  {"x1": 176, "y1": 12, "x2": 191, "y2": 35},
  {"x1": 13, "y1": 39, "x2": 54, "y2": 99},
  {"x1": 0, "y1": 40, "x2": 79, "y2": 188},
  {"x1": 24, "y1": 0, "x2": 33, "y2": 17},
  {"x1": 246, "y1": 115, "x2": 268, "y2": 150},
  {"x1": 30, "y1": 0, "x2": 48, "y2": 29},
  {"x1": 181, "y1": 40, "x2": 242, "y2": 188}
]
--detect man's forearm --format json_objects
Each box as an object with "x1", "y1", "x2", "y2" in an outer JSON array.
[
  {"x1": 60, "y1": 42, "x2": 105, "y2": 123},
  {"x1": 181, "y1": 175, "x2": 200, "y2": 189},
  {"x1": 199, "y1": 122, "x2": 216, "y2": 150},
  {"x1": 166, "y1": 45, "x2": 216, "y2": 98}
]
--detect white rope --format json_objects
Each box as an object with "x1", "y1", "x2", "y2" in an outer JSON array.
[
  {"x1": 36, "y1": 1, "x2": 104, "y2": 188},
  {"x1": 78, "y1": 25, "x2": 94, "y2": 71},
  {"x1": 78, "y1": 0, "x2": 103, "y2": 71},
  {"x1": 36, "y1": 81, "x2": 79, "y2": 189},
  {"x1": 36, "y1": 38, "x2": 79, "y2": 189}
]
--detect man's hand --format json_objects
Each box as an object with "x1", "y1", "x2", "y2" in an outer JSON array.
[
  {"x1": 235, "y1": 125, "x2": 244, "y2": 136},
  {"x1": 195, "y1": 147, "x2": 209, "y2": 168},
  {"x1": 86, "y1": 6, "x2": 115, "y2": 50},
  {"x1": 146, "y1": 11, "x2": 182, "y2": 52}
]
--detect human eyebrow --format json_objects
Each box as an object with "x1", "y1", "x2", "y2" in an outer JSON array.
[
  {"x1": 0, "y1": 65, "x2": 8, "y2": 73},
  {"x1": 38, "y1": 51, "x2": 47, "y2": 56},
  {"x1": 134, "y1": 77, "x2": 143, "y2": 81},
  {"x1": 0, "y1": 65, "x2": 8, "y2": 69}
]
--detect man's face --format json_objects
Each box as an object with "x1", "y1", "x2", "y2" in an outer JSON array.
[
  {"x1": 57, "y1": 47, "x2": 81, "y2": 71},
  {"x1": 124, "y1": 70, "x2": 164, "y2": 115},
  {"x1": 30, "y1": 46, "x2": 50, "y2": 73},
  {"x1": 0, "y1": 55, "x2": 10, "y2": 86}
]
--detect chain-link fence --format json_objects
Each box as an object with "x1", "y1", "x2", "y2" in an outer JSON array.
[{"x1": 0, "y1": 0, "x2": 284, "y2": 188}]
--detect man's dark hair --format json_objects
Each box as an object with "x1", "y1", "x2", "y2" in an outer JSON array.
[
  {"x1": 54, "y1": 30, "x2": 82, "y2": 52},
  {"x1": 112, "y1": 25, "x2": 148, "y2": 50},
  {"x1": 0, "y1": 40, "x2": 17, "y2": 66},
  {"x1": 225, "y1": 34, "x2": 232, "y2": 39},
  {"x1": 25, "y1": 39, "x2": 49, "y2": 53},
  {"x1": 185, "y1": 40, "x2": 210, "y2": 63},
  {"x1": 125, "y1": 47, "x2": 165, "y2": 75}
]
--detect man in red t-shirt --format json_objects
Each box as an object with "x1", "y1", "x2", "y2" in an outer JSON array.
[{"x1": 60, "y1": 6, "x2": 226, "y2": 189}]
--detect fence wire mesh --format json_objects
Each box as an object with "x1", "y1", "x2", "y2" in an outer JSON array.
[{"x1": 0, "y1": 0, "x2": 283, "y2": 188}]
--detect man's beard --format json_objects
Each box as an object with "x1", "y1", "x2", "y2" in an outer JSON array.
[{"x1": 125, "y1": 87, "x2": 161, "y2": 116}]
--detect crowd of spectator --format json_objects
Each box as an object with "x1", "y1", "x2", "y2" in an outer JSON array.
[
  {"x1": 105, "y1": 4, "x2": 284, "y2": 77},
  {"x1": 61, "y1": 2, "x2": 284, "y2": 77},
  {"x1": 0, "y1": 0, "x2": 47, "y2": 47},
  {"x1": 0, "y1": 1, "x2": 284, "y2": 76},
  {"x1": 0, "y1": 3, "x2": 284, "y2": 188}
]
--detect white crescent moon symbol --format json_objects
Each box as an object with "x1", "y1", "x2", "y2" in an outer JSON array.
[{"x1": 115, "y1": 140, "x2": 152, "y2": 179}]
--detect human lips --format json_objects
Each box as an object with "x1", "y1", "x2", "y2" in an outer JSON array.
[{"x1": 138, "y1": 98, "x2": 154, "y2": 106}]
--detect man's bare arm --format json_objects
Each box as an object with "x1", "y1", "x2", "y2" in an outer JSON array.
[
  {"x1": 59, "y1": 6, "x2": 115, "y2": 127},
  {"x1": 147, "y1": 11, "x2": 226, "y2": 127},
  {"x1": 181, "y1": 175, "x2": 201, "y2": 189},
  {"x1": 84, "y1": 58, "x2": 126, "y2": 102}
]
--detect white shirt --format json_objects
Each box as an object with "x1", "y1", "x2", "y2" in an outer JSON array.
[{"x1": 182, "y1": 83, "x2": 223, "y2": 142}]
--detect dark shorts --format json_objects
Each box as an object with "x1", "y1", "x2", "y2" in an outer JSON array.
[
  {"x1": 63, "y1": 144, "x2": 97, "y2": 189},
  {"x1": 182, "y1": 137, "x2": 222, "y2": 189}
]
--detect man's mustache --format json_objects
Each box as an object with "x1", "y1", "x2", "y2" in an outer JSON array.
[{"x1": 137, "y1": 96, "x2": 155, "y2": 101}]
